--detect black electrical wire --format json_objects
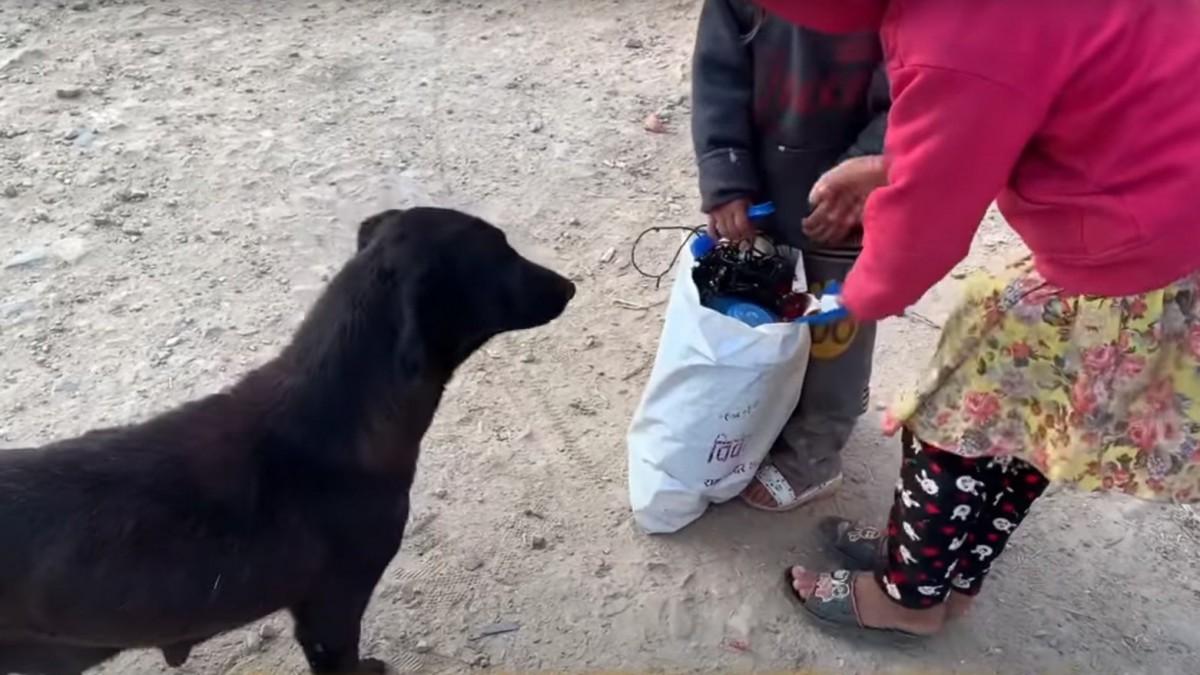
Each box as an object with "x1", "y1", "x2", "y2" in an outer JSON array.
[{"x1": 629, "y1": 225, "x2": 703, "y2": 289}]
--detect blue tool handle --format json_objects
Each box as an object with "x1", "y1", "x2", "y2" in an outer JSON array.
[
  {"x1": 794, "y1": 281, "x2": 846, "y2": 325},
  {"x1": 691, "y1": 201, "x2": 776, "y2": 257},
  {"x1": 794, "y1": 306, "x2": 848, "y2": 326},
  {"x1": 747, "y1": 201, "x2": 776, "y2": 220}
]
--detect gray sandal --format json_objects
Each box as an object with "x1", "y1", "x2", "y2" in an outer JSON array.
[
  {"x1": 782, "y1": 568, "x2": 920, "y2": 640},
  {"x1": 819, "y1": 516, "x2": 885, "y2": 570}
]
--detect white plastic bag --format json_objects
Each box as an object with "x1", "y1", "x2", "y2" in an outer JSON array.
[{"x1": 626, "y1": 243, "x2": 812, "y2": 534}]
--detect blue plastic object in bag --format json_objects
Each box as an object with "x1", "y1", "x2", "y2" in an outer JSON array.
[{"x1": 706, "y1": 296, "x2": 779, "y2": 327}]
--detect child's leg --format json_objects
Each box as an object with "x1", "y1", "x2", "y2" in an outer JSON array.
[
  {"x1": 876, "y1": 430, "x2": 987, "y2": 608},
  {"x1": 949, "y1": 454, "x2": 1049, "y2": 600},
  {"x1": 785, "y1": 429, "x2": 976, "y2": 636},
  {"x1": 785, "y1": 245, "x2": 875, "y2": 456},
  {"x1": 817, "y1": 436, "x2": 1049, "y2": 621},
  {"x1": 741, "y1": 247, "x2": 875, "y2": 510}
]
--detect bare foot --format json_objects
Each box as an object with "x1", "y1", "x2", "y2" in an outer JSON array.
[
  {"x1": 946, "y1": 592, "x2": 975, "y2": 620},
  {"x1": 790, "y1": 566, "x2": 946, "y2": 636}
]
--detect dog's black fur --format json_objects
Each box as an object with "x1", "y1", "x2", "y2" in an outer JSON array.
[{"x1": 0, "y1": 207, "x2": 575, "y2": 675}]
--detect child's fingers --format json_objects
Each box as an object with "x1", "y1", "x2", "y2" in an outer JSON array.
[
  {"x1": 730, "y1": 208, "x2": 754, "y2": 241},
  {"x1": 706, "y1": 216, "x2": 720, "y2": 240}
]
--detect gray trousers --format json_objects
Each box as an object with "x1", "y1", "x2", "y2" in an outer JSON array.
[{"x1": 772, "y1": 247, "x2": 876, "y2": 489}]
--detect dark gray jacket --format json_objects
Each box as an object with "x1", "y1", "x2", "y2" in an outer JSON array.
[{"x1": 691, "y1": 0, "x2": 889, "y2": 249}]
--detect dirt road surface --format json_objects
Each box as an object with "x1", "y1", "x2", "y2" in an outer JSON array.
[{"x1": 2, "y1": 1, "x2": 1199, "y2": 673}]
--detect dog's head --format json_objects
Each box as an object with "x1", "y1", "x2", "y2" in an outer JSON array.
[{"x1": 355, "y1": 207, "x2": 575, "y2": 375}]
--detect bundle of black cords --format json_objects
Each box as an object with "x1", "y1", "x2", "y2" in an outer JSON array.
[{"x1": 630, "y1": 225, "x2": 799, "y2": 315}]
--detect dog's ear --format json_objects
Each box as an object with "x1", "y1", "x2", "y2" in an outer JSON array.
[
  {"x1": 357, "y1": 209, "x2": 405, "y2": 252},
  {"x1": 389, "y1": 258, "x2": 435, "y2": 378}
]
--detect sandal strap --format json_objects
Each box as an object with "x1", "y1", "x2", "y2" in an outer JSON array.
[
  {"x1": 842, "y1": 522, "x2": 882, "y2": 543},
  {"x1": 820, "y1": 517, "x2": 886, "y2": 570},
  {"x1": 756, "y1": 463, "x2": 797, "y2": 506},
  {"x1": 800, "y1": 570, "x2": 920, "y2": 639},
  {"x1": 810, "y1": 570, "x2": 864, "y2": 627}
]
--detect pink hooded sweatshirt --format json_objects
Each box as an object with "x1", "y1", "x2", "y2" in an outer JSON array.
[{"x1": 754, "y1": 0, "x2": 1200, "y2": 320}]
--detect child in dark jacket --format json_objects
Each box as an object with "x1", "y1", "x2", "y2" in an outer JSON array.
[{"x1": 691, "y1": 0, "x2": 890, "y2": 511}]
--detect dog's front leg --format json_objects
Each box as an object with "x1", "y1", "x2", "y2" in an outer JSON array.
[
  {"x1": 291, "y1": 550, "x2": 397, "y2": 674},
  {"x1": 292, "y1": 573, "x2": 387, "y2": 674}
]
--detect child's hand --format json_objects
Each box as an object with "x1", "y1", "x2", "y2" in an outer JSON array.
[
  {"x1": 707, "y1": 198, "x2": 755, "y2": 242},
  {"x1": 803, "y1": 155, "x2": 887, "y2": 244}
]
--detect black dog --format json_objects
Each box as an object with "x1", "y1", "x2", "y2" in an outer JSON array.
[{"x1": 0, "y1": 207, "x2": 575, "y2": 675}]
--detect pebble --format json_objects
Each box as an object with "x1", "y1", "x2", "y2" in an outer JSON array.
[
  {"x1": 529, "y1": 535, "x2": 547, "y2": 550},
  {"x1": 117, "y1": 188, "x2": 150, "y2": 203},
  {"x1": 433, "y1": 487, "x2": 449, "y2": 499},
  {"x1": 259, "y1": 623, "x2": 279, "y2": 640},
  {"x1": 519, "y1": 353, "x2": 537, "y2": 364},
  {"x1": 55, "y1": 87, "x2": 84, "y2": 100},
  {"x1": 643, "y1": 112, "x2": 667, "y2": 134},
  {"x1": 2, "y1": 185, "x2": 18, "y2": 198},
  {"x1": 462, "y1": 557, "x2": 484, "y2": 572},
  {"x1": 73, "y1": 129, "x2": 96, "y2": 148},
  {"x1": 599, "y1": 247, "x2": 616, "y2": 264},
  {"x1": 413, "y1": 639, "x2": 431, "y2": 653},
  {"x1": 4, "y1": 247, "x2": 47, "y2": 269},
  {"x1": 244, "y1": 631, "x2": 265, "y2": 651},
  {"x1": 49, "y1": 236, "x2": 90, "y2": 264},
  {"x1": 624, "y1": 37, "x2": 644, "y2": 49}
]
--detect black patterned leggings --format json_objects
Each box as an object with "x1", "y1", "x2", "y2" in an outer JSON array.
[{"x1": 875, "y1": 430, "x2": 1049, "y2": 609}]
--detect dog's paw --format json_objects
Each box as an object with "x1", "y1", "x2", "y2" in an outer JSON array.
[{"x1": 356, "y1": 657, "x2": 391, "y2": 674}]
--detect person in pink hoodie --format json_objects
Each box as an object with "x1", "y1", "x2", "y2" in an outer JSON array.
[{"x1": 748, "y1": 0, "x2": 1200, "y2": 638}]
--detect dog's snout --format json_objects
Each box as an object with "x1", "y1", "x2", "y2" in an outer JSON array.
[
  {"x1": 543, "y1": 270, "x2": 575, "y2": 307},
  {"x1": 507, "y1": 260, "x2": 574, "y2": 329}
]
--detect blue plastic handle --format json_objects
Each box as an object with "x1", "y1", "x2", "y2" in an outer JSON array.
[
  {"x1": 691, "y1": 202, "x2": 775, "y2": 257},
  {"x1": 794, "y1": 281, "x2": 846, "y2": 325},
  {"x1": 794, "y1": 306, "x2": 849, "y2": 326},
  {"x1": 747, "y1": 201, "x2": 776, "y2": 219}
]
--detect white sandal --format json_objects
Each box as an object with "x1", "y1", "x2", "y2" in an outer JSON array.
[{"x1": 741, "y1": 462, "x2": 843, "y2": 512}]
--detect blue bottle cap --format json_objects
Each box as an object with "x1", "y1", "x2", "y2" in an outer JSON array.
[{"x1": 690, "y1": 232, "x2": 716, "y2": 259}]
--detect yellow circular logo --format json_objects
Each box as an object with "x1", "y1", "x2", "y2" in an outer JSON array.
[{"x1": 808, "y1": 280, "x2": 858, "y2": 360}]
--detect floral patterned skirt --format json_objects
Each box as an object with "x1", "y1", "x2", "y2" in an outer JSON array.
[{"x1": 884, "y1": 257, "x2": 1200, "y2": 503}]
